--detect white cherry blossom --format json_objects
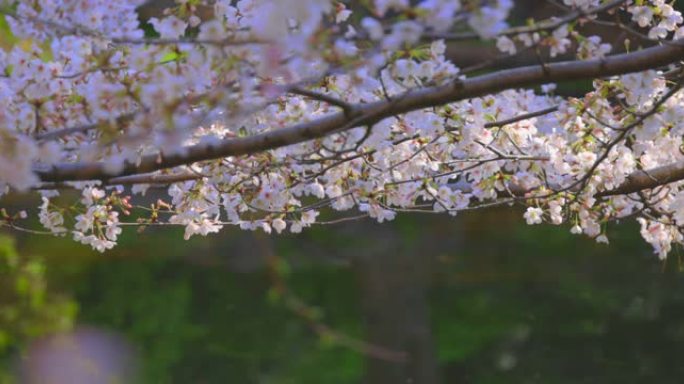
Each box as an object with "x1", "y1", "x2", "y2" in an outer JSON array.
[{"x1": 0, "y1": 0, "x2": 683, "y2": 258}]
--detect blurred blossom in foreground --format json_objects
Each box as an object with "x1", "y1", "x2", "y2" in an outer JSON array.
[{"x1": 18, "y1": 327, "x2": 139, "y2": 384}]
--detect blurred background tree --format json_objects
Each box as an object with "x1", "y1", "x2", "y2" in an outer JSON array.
[{"x1": 3, "y1": 207, "x2": 684, "y2": 383}]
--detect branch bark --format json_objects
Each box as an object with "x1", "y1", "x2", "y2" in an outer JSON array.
[
  {"x1": 597, "y1": 161, "x2": 684, "y2": 197},
  {"x1": 36, "y1": 42, "x2": 684, "y2": 193}
]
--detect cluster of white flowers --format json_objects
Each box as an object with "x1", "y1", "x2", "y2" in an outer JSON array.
[
  {"x1": 628, "y1": 1, "x2": 684, "y2": 39},
  {"x1": 70, "y1": 187, "x2": 122, "y2": 252},
  {"x1": 576, "y1": 35, "x2": 612, "y2": 60},
  {"x1": 38, "y1": 197, "x2": 66, "y2": 234},
  {"x1": 168, "y1": 181, "x2": 222, "y2": 240},
  {"x1": 1, "y1": 0, "x2": 684, "y2": 258},
  {"x1": 563, "y1": 0, "x2": 601, "y2": 11},
  {"x1": 467, "y1": 0, "x2": 513, "y2": 38},
  {"x1": 494, "y1": 16, "x2": 615, "y2": 59}
]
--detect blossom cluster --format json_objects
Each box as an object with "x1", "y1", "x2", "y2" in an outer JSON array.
[{"x1": 0, "y1": 0, "x2": 684, "y2": 258}]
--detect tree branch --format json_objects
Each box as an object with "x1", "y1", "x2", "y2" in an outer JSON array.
[
  {"x1": 35, "y1": 42, "x2": 684, "y2": 183},
  {"x1": 597, "y1": 161, "x2": 684, "y2": 197},
  {"x1": 288, "y1": 86, "x2": 354, "y2": 114},
  {"x1": 483, "y1": 106, "x2": 559, "y2": 128}
]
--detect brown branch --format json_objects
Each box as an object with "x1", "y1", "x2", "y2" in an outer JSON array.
[
  {"x1": 597, "y1": 161, "x2": 684, "y2": 197},
  {"x1": 483, "y1": 106, "x2": 559, "y2": 128},
  {"x1": 34, "y1": 171, "x2": 200, "y2": 190},
  {"x1": 431, "y1": 159, "x2": 684, "y2": 201},
  {"x1": 288, "y1": 86, "x2": 354, "y2": 114},
  {"x1": 35, "y1": 42, "x2": 684, "y2": 183},
  {"x1": 557, "y1": 80, "x2": 684, "y2": 197},
  {"x1": 35, "y1": 112, "x2": 139, "y2": 142},
  {"x1": 36, "y1": 103, "x2": 558, "y2": 190}
]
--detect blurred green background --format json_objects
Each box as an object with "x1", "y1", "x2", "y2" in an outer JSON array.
[{"x1": 2, "y1": 206, "x2": 684, "y2": 383}]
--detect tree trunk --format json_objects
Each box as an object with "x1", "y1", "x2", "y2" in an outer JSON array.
[{"x1": 351, "y1": 223, "x2": 442, "y2": 384}]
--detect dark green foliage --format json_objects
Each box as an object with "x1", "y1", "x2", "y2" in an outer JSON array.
[
  {"x1": 0, "y1": 235, "x2": 76, "y2": 382},
  {"x1": 3, "y1": 208, "x2": 684, "y2": 382}
]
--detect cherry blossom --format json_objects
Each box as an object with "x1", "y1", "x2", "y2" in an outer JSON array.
[{"x1": 0, "y1": 0, "x2": 683, "y2": 258}]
